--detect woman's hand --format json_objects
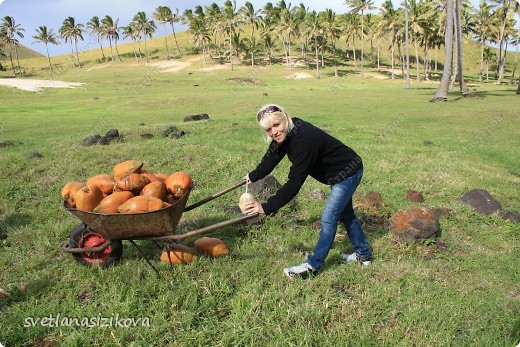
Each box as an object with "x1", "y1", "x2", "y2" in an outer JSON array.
[{"x1": 242, "y1": 201, "x2": 264, "y2": 215}]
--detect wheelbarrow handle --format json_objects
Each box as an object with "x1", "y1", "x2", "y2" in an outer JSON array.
[{"x1": 184, "y1": 179, "x2": 246, "y2": 212}]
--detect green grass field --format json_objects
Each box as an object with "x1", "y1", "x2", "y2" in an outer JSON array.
[{"x1": 0, "y1": 54, "x2": 519, "y2": 346}]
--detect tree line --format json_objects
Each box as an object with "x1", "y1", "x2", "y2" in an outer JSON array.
[{"x1": 0, "y1": 0, "x2": 518, "y2": 93}]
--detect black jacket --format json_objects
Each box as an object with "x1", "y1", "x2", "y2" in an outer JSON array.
[{"x1": 248, "y1": 117, "x2": 362, "y2": 215}]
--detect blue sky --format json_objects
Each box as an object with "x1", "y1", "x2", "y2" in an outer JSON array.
[{"x1": 1, "y1": 0, "x2": 481, "y2": 57}]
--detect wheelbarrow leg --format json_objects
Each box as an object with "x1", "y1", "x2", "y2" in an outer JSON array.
[{"x1": 128, "y1": 240, "x2": 162, "y2": 278}]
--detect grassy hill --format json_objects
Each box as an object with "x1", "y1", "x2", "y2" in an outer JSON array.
[
  {"x1": 1, "y1": 28, "x2": 517, "y2": 82},
  {"x1": 3, "y1": 42, "x2": 44, "y2": 60}
]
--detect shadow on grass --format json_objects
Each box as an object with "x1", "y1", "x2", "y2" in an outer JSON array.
[{"x1": 0, "y1": 213, "x2": 33, "y2": 241}]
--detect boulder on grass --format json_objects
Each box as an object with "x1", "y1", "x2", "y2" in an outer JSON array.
[
  {"x1": 389, "y1": 207, "x2": 440, "y2": 242},
  {"x1": 459, "y1": 189, "x2": 501, "y2": 215},
  {"x1": 183, "y1": 114, "x2": 210, "y2": 122}
]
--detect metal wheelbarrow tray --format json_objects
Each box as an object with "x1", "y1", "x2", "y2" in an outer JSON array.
[{"x1": 62, "y1": 180, "x2": 256, "y2": 270}]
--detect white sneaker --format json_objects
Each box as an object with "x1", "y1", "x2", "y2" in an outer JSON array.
[
  {"x1": 341, "y1": 252, "x2": 372, "y2": 266},
  {"x1": 283, "y1": 262, "x2": 317, "y2": 279}
]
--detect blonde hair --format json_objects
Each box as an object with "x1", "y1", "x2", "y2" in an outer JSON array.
[{"x1": 257, "y1": 104, "x2": 294, "y2": 141}]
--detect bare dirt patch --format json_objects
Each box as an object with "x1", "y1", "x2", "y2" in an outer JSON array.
[
  {"x1": 287, "y1": 72, "x2": 313, "y2": 80},
  {"x1": 0, "y1": 78, "x2": 84, "y2": 92},
  {"x1": 227, "y1": 77, "x2": 264, "y2": 85}
]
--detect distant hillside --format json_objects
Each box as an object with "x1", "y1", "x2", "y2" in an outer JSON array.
[{"x1": 3, "y1": 43, "x2": 44, "y2": 60}]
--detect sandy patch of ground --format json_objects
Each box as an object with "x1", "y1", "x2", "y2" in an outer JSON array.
[
  {"x1": 0, "y1": 78, "x2": 84, "y2": 92},
  {"x1": 287, "y1": 72, "x2": 313, "y2": 80}
]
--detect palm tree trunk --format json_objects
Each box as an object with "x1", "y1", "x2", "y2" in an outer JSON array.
[
  {"x1": 144, "y1": 36, "x2": 149, "y2": 65},
  {"x1": 404, "y1": 0, "x2": 411, "y2": 89},
  {"x1": 229, "y1": 33, "x2": 234, "y2": 71},
  {"x1": 70, "y1": 44, "x2": 77, "y2": 68},
  {"x1": 115, "y1": 39, "x2": 123, "y2": 62},
  {"x1": 455, "y1": 0, "x2": 472, "y2": 96},
  {"x1": 45, "y1": 44, "x2": 54, "y2": 74},
  {"x1": 315, "y1": 36, "x2": 320, "y2": 79},
  {"x1": 163, "y1": 24, "x2": 170, "y2": 60},
  {"x1": 432, "y1": 0, "x2": 454, "y2": 102},
  {"x1": 7, "y1": 45, "x2": 16, "y2": 76},
  {"x1": 479, "y1": 43, "x2": 484, "y2": 82},
  {"x1": 74, "y1": 40, "x2": 82, "y2": 68},
  {"x1": 171, "y1": 23, "x2": 182, "y2": 57},
  {"x1": 99, "y1": 36, "x2": 107, "y2": 62},
  {"x1": 360, "y1": 12, "x2": 364, "y2": 79},
  {"x1": 390, "y1": 39, "x2": 395, "y2": 80},
  {"x1": 132, "y1": 42, "x2": 139, "y2": 62},
  {"x1": 333, "y1": 41, "x2": 338, "y2": 77},
  {"x1": 15, "y1": 45, "x2": 21, "y2": 75},
  {"x1": 413, "y1": 35, "x2": 420, "y2": 82},
  {"x1": 108, "y1": 37, "x2": 115, "y2": 61}
]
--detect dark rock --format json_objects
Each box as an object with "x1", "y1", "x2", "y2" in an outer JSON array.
[
  {"x1": 389, "y1": 207, "x2": 440, "y2": 241},
  {"x1": 105, "y1": 129, "x2": 120, "y2": 140},
  {"x1": 171, "y1": 130, "x2": 186, "y2": 140},
  {"x1": 263, "y1": 92, "x2": 268, "y2": 96},
  {"x1": 497, "y1": 210, "x2": 520, "y2": 223},
  {"x1": 138, "y1": 122, "x2": 146, "y2": 126},
  {"x1": 248, "y1": 174, "x2": 295, "y2": 208},
  {"x1": 183, "y1": 114, "x2": 209, "y2": 122},
  {"x1": 0, "y1": 141, "x2": 15, "y2": 148},
  {"x1": 140, "y1": 133, "x2": 154, "y2": 139},
  {"x1": 159, "y1": 126, "x2": 178, "y2": 137},
  {"x1": 30, "y1": 151, "x2": 43, "y2": 158},
  {"x1": 459, "y1": 189, "x2": 501, "y2": 215},
  {"x1": 432, "y1": 207, "x2": 451, "y2": 218},
  {"x1": 423, "y1": 140, "x2": 434, "y2": 146},
  {"x1": 309, "y1": 188, "x2": 326, "y2": 200},
  {"x1": 406, "y1": 190, "x2": 425, "y2": 203},
  {"x1": 362, "y1": 191, "x2": 383, "y2": 209},
  {"x1": 80, "y1": 135, "x2": 103, "y2": 146},
  {"x1": 360, "y1": 214, "x2": 389, "y2": 229},
  {"x1": 98, "y1": 136, "x2": 111, "y2": 145}
]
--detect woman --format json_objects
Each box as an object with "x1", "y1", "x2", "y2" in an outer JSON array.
[{"x1": 242, "y1": 104, "x2": 372, "y2": 279}]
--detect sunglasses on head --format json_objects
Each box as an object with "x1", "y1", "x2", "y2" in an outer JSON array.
[{"x1": 257, "y1": 105, "x2": 282, "y2": 121}]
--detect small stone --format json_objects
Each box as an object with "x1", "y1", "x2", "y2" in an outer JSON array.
[
  {"x1": 362, "y1": 191, "x2": 383, "y2": 209},
  {"x1": 406, "y1": 190, "x2": 424, "y2": 203}
]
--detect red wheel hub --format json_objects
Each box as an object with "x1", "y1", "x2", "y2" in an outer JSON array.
[{"x1": 78, "y1": 232, "x2": 111, "y2": 263}]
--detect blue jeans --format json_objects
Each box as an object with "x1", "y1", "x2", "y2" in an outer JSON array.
[{"x1": 307, "y1": 167, "x2": 371, "y2": 271}]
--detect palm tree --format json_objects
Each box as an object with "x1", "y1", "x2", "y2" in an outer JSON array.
[
  {"x1": 378, "y1": 0, "x2": 401, "y2": 80},
  {"x1": 305, "y1": 10, "x2": 322, "y2": 78},
  {"x1": 1, "y1": 16, "x2": 25, "y2": 76},
  {"x1": 189, "y1": 16, "x2": 210, "y2": 65},
  {"x1": 320, "y1": 9, "x2": 341, "y2": 77},
  {"x1": 222, "y1": 0, "x2": 240, "y2": 70},
  {"x1": 133, "y1": 12, "x2": 156, "y2": 65},
  {"x1": 240, "y1": 2, "x2": 261, "y2": 66},
  {"x1": 153, "y1": 6, "x2": 173, "y2": 60},
  {"x1": 345, "y1": 0, "x2": 375, "y2": 78},
  {"x1": 433, "y1": 0, "x2": 454, "y2": 101},
  {"x1": 206, "y1": 3, "x2": 224, "y2": 63},
  {"x1": 59, "y1": 16, "x2": 85, "y2": 68},
  {"x1": 169, "y1": 8, "x2": 183, "y2": 57},
  {"x1": 87, "y1": 16, "x2": 106, "y2": 62},
  {"x1": 123, "y1": 22, "x2": 141, "y2": 62},
  {"x1": 490, "y1": 0, "x2": 517, "y2": 84},
  {"x1": 32, "y1": 26, "x2": 59, "y2": 74},
  {"x1": 101, "y1": 16, "x2": 123, "y2": 62}
]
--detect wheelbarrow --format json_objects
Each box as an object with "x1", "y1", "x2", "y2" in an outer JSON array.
[{"x1": 62, "y1": 180, "x2": 257, "y2": 275}]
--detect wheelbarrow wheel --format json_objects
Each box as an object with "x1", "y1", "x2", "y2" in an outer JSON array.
[{"x1": 69, "y1": 223, "x2": 123, "y2": 267}]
